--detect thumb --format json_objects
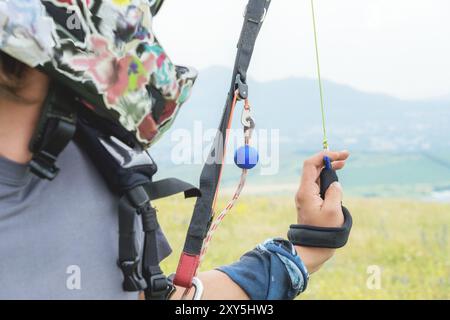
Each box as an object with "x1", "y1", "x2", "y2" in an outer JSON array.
[{"x1": 322, "y1": 182, "x2": 343, "y2": 214}]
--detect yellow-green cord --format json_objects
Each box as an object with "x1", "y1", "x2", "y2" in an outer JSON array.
[{"x1": 311, "y1": 0, "x2": 328, "y2": 150}]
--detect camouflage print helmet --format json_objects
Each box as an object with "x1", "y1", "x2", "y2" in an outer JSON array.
[{"x1": 0, "y1": 0, "x2": 197, "y2": 147}]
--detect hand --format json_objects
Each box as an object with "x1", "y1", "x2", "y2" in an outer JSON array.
[
  {"x1": 295, "y1": 150, "x2": 350, "y2": 228},
  {"x1": 293, "y1": 150, "x2": 350, "y2": 273}
]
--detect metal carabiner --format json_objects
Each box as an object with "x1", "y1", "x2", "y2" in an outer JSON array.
[
  {"x1": 167, "y1": 275, "x2": 204, "y2": 300},
  {"x1": 241, "y1": 99, "x2": 254, "y2": 128},
  {"x1": 182, "y1": 277, "x2": 204, "y2": 300}
]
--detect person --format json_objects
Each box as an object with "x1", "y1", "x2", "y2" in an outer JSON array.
[{"x1": 0, "y1": 0, "x2": 350, "y2": 300}]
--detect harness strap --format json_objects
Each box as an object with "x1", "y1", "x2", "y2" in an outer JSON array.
[
  {"x1": 75, "y1": 115, "x2": 200, "y2": 299},
  {"x1": 150, "y1": 0, "x2": 165, "y2": 16},
  {"x1": 29, "y1": 85, "x2": 77, "y2": 180},
  {"x1": 140, "y1": 201, "x2": 169, "y2": 300},
  {"x1": 118, "y1": 181, "x2": 201, "y2": 298},
  {"x1": 144, "y1": 178, "x2": 201, "y2": 201},
  {"x1": 118, "y1": 195, "x2": 146, "y2": 291},
  {"x1": 174, "y1": 0, "x2": 272, "y2": 289},
  {"x1": 125, "y1": 185, "x2": 172, "y2": 300}
]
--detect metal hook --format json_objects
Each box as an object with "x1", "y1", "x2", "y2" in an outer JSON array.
[
  {"x1": 241, "y1": 100, "x2": 254, "y2": 128},
  {"x1": 167, "y1": 275, "x2": 204, "y2": 300}
]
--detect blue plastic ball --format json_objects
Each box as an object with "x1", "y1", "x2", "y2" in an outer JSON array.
[{"x1": 234, "y1": 145, "x2": 259, "y2": 169}]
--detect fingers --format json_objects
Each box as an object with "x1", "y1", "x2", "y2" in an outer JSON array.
[
  {"x1": 331, "y1": 160, "x2": 347, "y2": 170},
  {"x1": 301, "y1": 150, "x2": 350, "y2": 186},
  {"x1": 296, "y1": 150, "x2": 348, "y2": 227},
  {"x1": 320, "y1": 150, "x2": 350, "y2": 164}
]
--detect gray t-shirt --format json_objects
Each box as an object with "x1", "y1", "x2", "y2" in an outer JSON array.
[{"x1": 0, "y1": 142, "x2": 171, "y2": 299}]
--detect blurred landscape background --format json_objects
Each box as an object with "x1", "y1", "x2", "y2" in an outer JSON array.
[
  {"x1": 152, "y1": 0, "x2": 449, "y2": 300},
  {"x1": 152, "y1": 66, "x2": 450, "y2": 201},
  {"x1": 153, "y1": 67, "x2": 450, "y2": 300}
]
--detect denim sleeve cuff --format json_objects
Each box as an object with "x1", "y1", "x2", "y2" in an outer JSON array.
[{"x1": 217, "y1": 238, "x2": 309, "y2": 300}]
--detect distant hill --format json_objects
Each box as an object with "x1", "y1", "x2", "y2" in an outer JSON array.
[{"x1": 157, "y1": 66, "x2": 449, "y2": 152}]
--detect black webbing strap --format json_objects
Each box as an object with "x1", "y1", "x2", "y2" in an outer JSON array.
[
  {"x1": 140, "y1": 202, "x2": 169, "y2": 300},
  {"x1": 127, "y1": 186, "x2": 172, "y2": 300},
  {"x1": 150, "y1": 0, "x2": 165, "y2": 16},
  {"x1": 119, "y1": 180, "x2": 201, "y2": 298},
  {"x1": 118, "y1": 195, "x2": 146, "y2": 291},
  {"x1": 118, "y1": 186, "x2": 172, "y2": 299},
  {"x1": 174, "y1": 0, "x2": 272, "y2": 289},
  {"x1": 144, "y1": 178, "x2": 201, "y2": 201},
  {"x1": 29, "y1": 85, "x2": 77, "y2": 180},
  {"x1": 75, "y1": 114, "x2": 200, "y2": 299},
  {"x1": 235, "y1": 1, "x2": 270, "y2": 90}
]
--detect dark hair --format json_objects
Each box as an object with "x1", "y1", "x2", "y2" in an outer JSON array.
[{"x1": 0, "y1": 51, "x2": 27, "y2": 93}]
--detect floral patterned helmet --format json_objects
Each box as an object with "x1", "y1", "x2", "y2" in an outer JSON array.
[{"x1": 0, "y1": 0, "x2": 196, "y2": 147}]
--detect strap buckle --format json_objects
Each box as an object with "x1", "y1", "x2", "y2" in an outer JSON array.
[
  {"x1": 145, "y1": 272, "x2": 172, "y2": 300},
  {"x1": 235, "y1": 74, "x2": 248, "y2": 100},
  {"x1": 29, "y1": 150, "x2": 59, "y2": 180},
  {"x1": 118, "y1": 258, "x2": 147, "y2": 291},
  {"x1": 29, "y1": 118, "x2": 76, "y2": 180}
]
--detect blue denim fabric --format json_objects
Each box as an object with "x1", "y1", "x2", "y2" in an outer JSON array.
[{"x1": 217, "y1": 238, "x2": 309, "y2": 300}]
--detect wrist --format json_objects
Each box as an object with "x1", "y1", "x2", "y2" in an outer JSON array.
[{"x1": 294, "y1": 245, "x2": 334, "y2": 274}]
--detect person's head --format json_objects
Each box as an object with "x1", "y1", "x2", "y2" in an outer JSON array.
[
  {"x1": 0, "y1": 52, "x2": 49, "y2": 106},
  {"x1": 0, "y1": 52, "x2": 51, "y2": 164},
  {"x1": 0, "y1": 0, "x2": 194, "y2": 148}
]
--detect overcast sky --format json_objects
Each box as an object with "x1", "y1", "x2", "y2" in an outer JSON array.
[{"x1": 154, "y1": 0, "x2": 450, "y2": 101}]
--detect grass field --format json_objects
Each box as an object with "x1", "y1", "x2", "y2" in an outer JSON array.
[{"x1": 156, "y1": 195, "x2": 449, "y2": 300}]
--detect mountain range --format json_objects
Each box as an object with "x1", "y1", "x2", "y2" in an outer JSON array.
[{"x1": 159, "y1": 66, "x2": 450, "y2": 152}]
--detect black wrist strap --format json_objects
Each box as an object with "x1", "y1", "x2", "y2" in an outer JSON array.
[{"x1": 288, "y1": 206, "x2": 352, "y2": 249}]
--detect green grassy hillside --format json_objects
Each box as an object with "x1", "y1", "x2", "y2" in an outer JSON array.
[{"x1": 156, "y1": 195, "x2": 449, "y2": 299}]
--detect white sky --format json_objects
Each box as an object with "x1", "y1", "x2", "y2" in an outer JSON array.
[{"x1": 154, "y1": 0, "x2": 450, "y2": 101}]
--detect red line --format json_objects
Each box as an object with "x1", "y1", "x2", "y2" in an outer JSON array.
[{"x1": 211, "y1": 90, "x2": 239, "y2": 210}]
